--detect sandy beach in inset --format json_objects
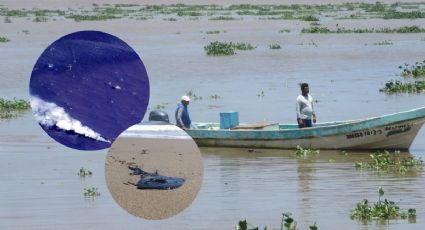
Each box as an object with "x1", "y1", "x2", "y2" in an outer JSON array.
[{"x1": 105, "y1": 135, "x2": 203, "y2": 220}]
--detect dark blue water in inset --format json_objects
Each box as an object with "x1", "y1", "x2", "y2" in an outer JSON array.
[{"x1": 29, "y1": 31, "x2": 149, "y2": 150}]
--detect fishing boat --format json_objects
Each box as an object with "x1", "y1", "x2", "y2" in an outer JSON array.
[{"x1": 186, "y1": 107, "x2": 425, "y2": 150}]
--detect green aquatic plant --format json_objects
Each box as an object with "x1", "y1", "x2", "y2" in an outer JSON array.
[
  {"x1": 380, "y1": 80, "x2": 425, "y2": 93},
  {"x1": 204, "y1": 41, "x2": 235, "y2": 56},
  {"x1": 0, "y1": 36, "x2": 10, "y2": 43},
  {"x1": 205, "y1": 30, "x2": 221, "y2": 34},
  {"x1": 0, "y1": 98, "x2": 30, "y2": 110},
  {"x1": 269, "y1": 43, "x2": 281, "y2": 49},
  {"x1": 66, "y1": 14, "x2": 118, "y2": 21},
  {"x1": 257, "y1": 90, "x2": 265, "y2": 97},
  {"x1": 302, "y1": 26, "x2": 425, "y2": 34},
  {"x1": 354, "y1": 150, "x2": 423, "y2": 174},
  {"x1": 373, "y1": 40, "x2": 393, "y2": 45},
  {"x1": 279, "y1": 29, "x2": 291, "y2": 33},
  {"x1": 237, "y1": 212, "x2": 318, "y2": 230},
  {"x1": 84, "y1": 187, "x2": 100, "y2": 197},
  {"x1": 299, "y1": 15, "x2": 319, "y2": 21},
  {"x1": 185, "y1": 90, "x2": 202, "y2": 100},
  {"x1": 210, "y1": 94, "x2": 221, "y2": 99},
  {"x1": 294, "y1": 145, "x2": 319, "y2": 157},
  {"x1": 209, "y1": 16, "x2": 238, "y2": 20},
  {"x1": 78, "y1": 168, "x2": 92, "y2": 177},
  {"x1": 232, "y1": 42, "x2": 255, "y2": 50},
  {"x1": 165, "y1": 17, "x2": 177, "y2": 21},
  {"x1": 399, "y1": 61, "x2": 425, "y2": 78},
  {"x1": 351, "y1": 187, "x2": 416, "y2": 221},
  {"x1": 384, "y1": 10, "x2": 425, "y2": 19}
]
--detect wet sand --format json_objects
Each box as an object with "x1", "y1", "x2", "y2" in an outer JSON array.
[{"x1": 105, "y1": 137, "x2": 203, "y2": 220}]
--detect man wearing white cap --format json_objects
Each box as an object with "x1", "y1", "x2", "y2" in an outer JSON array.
[{"x1": 175, "y1": 95, "x2": 192, "y2": 130}]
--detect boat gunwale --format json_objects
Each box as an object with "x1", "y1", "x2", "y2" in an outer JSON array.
[{"x1": 189, "y1": 107, "x2": 425, "y2": 140}]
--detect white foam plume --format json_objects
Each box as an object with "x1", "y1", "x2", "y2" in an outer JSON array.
[{"x1": 30, "y1": 96, "x2": 111, "y2": 143}]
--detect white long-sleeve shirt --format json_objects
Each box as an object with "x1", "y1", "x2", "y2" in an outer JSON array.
[{"x1": 296, "y1": 94, "x2": 315, "y2": 120}]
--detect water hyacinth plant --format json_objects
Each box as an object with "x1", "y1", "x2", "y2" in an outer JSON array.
[
  {"x1": 204, "y1": 41, "x2": 235, "y2": 55},
  {"x1": 269, "y1": 43, "x2": 281, "y2": 49},
  {"x1": 78, "y1": 168, "x2": 92, "y2": 177},
  {"x1": 399, "y1": 61, "x2": 425, "y2": 77},
  {"x1": 204, "y1": 41, "x2": 255, "y2": 55},
  {"x1": 237, "y1": 212, "x2": 318, "y2": 230},
  {"x1": 0, "y1": 98, "x2": 30, "y2": 110},
  {"x1": 0, "y1": 98, "x2": 31, "y2": 120},
  {"x1": 380, "y1": 80, "x2": 425, "y2": 93},
  {"x1": 294, "y1": 145, "x2": 320, "y2": 158},
  {"x1": 354, "y1": 150, "x2": 423, "y2": 174},
  {"x1": 232, "y1": 42, "x2": 255, "y2": 50},
  {"x1": 84, "y1": 187, "x2": 100, "y2": 197},
  {"x1": 373, "y1": 40, "x2": 393, "y2": 45},
  {"x1": 0, "y1": 36, "x2": 10, "y2": 43},
  {"x1": 351, "y1": 187, "x2": 416, "y2": 221},
  {"x1": 302, "y1": 26, "x2": 425, "y2": 34}
]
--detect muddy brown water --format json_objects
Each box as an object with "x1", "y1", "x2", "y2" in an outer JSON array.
[{"x1": 1, "y1": 7, "x2": 425, "y2": 230}]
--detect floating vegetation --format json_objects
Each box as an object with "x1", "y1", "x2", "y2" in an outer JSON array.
[
  {"x1": 299, "y1": 15, "x2": 319, "y2": 21},
  {"x1": 164, "y1": 17, "x2": 177, "y2": 21},
  {"x1": 380, "y1": 80, "x2": 425, "y2": 93},
  {"x1": 384, "y1": 10, "x2": 425, "y2": 19},
  {"x1": 186, "y1": 90, "x2": 202, "y2": 100},
  {"x1": 66, "y1": 14, "x2": 118, "y2": 21},
  {"x1": 84, "y1": 187, "x2": 100, "y2": 197},
  {"x1": 155, "y1": 103, "x2": 168, "y2": 110},
  {"x1": 204, "y1": 41, "x2": 235, "y2": 56},
  {"x1": 2, "y1": 2, "x2": 425, "y2": 23},
  {"x1": 373, "y1": 40, "x2": 393, "y2": 45},
  {"x1": 0, "y1": 36, "x2": 10, "y2": 43},
  {"x1": 269, "y1": 43, "x2": 281, "y2": 49},
  {"x1": 210, "y1": 94, "x2": 221, "y2": 99},
  {"x1": 205, "y1": 30, "x2": 221, "y2": 34},
  {"x1": 400, "y1": 61, "x2": 425, "y2": 78},
  {"x1": 177, "y1": 11, "x2": 203, "y2": 17},
  {"x1": 355, "y1": 150, "x2": 423, "y2": 174},
  {"x1": 33, "y1": 16, "x2": 48, "y2": 22},
  {"x1": 294, "y1": 145, "x2": 320, "y2": 158},
  {"x1": 4, "y1": 17, "x2": 11, "y2": 23},
  {"x1": 279, "y1": 29, "x2": 291, "y2": 33},
  {"x1": 237, "y1": 212, "x2": 318, "y2": 230},
  {"x1": 232, "y1": 42, "x2": 255, "y2": 50},
  {"x1": 0, "y1": 98, "x2": 30, "y2": 111},
  {"x1": 78, "y1": 168, "x2": 92, "y2": 177},
  {"x1": 351, "y1": 187, "x2": 416, "y2": 221},
  {"x1": 209, "y1": 16, "x2": 238, "y2": 20},
  {"x1": 257, "y1": 90, "x2": 265, "y2": 97},
  {"x1": 302, "y1": 26, "x2": 425, "y2": 34}
]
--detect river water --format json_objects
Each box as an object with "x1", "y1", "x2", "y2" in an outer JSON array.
[{"x1": 1, "y1": 10, "x2": 425, "y2": 230}]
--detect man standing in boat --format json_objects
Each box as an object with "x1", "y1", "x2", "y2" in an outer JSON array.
[
  {"x1": 296, "y1": 83, "x2": 316, "y2": 128},
  {"x1": 175, "y1": 95, "x2": 192, "y2": 130}
]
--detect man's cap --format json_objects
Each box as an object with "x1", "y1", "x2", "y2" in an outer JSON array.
[{"x1": 181, "y1": 95, "x2": 191, "y2": 101}]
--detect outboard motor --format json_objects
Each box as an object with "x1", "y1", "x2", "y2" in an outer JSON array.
[{"x1": 148, "y1": 110, "x2": 170, "y2": 123}]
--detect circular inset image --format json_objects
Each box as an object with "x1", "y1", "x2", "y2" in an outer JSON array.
[
  {"x1": 29, "y1": 30, "x2": 149, "y2": 150},
  {"x1": 105, "y1": 122, "x2": 203, "y2": 220}
]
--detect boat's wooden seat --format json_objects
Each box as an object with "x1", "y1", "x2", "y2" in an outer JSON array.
[{"x1": 232, "y1": 122, "x2": 278, "y2": 130}]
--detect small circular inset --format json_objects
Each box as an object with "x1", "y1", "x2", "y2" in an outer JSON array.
[
  {"x1": 105, "y1": 122, "x2": 203, "y2": 220},
  {"x1": 29, "y1": 30, "x2": 149, "y2": 150}
]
